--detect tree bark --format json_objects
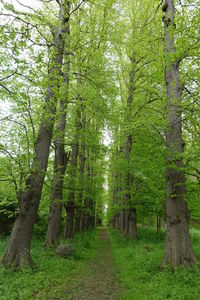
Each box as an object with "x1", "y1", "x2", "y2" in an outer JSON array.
[
  {"x1": 2, "y1": 1, "x2": 70, "y2": 269},
  {"x1": 123, "y1": 55, "x2": 138, "y2": 239},
  {"x1": 44, "y1": 16, "x2": 70, "y2": 247},
  {"x1": 45, "y1": 151, "x2": 70, "y2": 247},
  {"x1": 162, "y1": 0, "x2": 196, "y2": 267},
  {"x1": 74, "y1": 112, "x2": 86, "y2": 234},
  {"x1": 63, "y1": 105, "x2": 81, "y2": 239}
]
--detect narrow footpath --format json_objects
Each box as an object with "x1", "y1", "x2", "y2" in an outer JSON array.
[{"x1": 50, "y1": 228, "x2": 122, "y2": 300}]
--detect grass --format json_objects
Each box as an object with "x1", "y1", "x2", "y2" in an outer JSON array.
[
  {"x1": 108, "y1": 226, "x2": 200, "y2": 300},
  {"x1": 1, "y1": 227, "x2": 200, "y2": 299},
  {"x1": 0, "y1": 229, "x2": 98, "y2": 300}
]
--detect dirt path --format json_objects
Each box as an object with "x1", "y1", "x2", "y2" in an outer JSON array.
[{"x1": 63, "y1": 228, "x2": 122, "y2": 300}]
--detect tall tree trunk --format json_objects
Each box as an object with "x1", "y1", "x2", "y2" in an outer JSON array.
[
  {"x1": 162, "y1": 0, "x2": 196, "y2": 267},
  {"x1": 2, "y1": 1, "x2": 69, "y2": 269},
  {"x1": 74, "y1": 111, "x2": 86, "y2": 234},
  {"x1": 63, "y1": 105, "x2": 81, "y2": 239},
  {"x1": 123, "y1": 55, "x2": 138, "y2": 239},
  {"x1": 45, "y1": 17, "x2": 70, "y2": 247},
  {"x1": 45, "y1": 151, "x2": 70, "y2": 247},
  {"x1": 85, "y1": 155, "x2": 95, "y2": 229}
]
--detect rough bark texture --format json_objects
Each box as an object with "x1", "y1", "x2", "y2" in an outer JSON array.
[
  {"x1": 2, "y1": 1, "x2": 69, "y2": 269},
  {"x1": 45, "y1": 16, "x2": 70, "y2": 247},
  {"x1": 123, "y1": 55, "x2": 138, "y2": 239},
  {"x1": 162, "y1": 0, "x2": 196, "y2": 267}
]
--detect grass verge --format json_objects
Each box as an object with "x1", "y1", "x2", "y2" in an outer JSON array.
[
  {"x1": 0, "y1": 229, "x2": 97, "y2": 300},
  {"x1": 108, "y1": 227, "x2": 200, "y2": 300}
]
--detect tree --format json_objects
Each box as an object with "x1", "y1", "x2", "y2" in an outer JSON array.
[
  {"x1": 162, "y1": 0, "x2": 196, "y2": 267},
  {"x1": 45, "y1": 3, "x2": 71, "y2": 247},
  {"x1": 2, "y1": 0, "x2": 69, "y2": 268}
]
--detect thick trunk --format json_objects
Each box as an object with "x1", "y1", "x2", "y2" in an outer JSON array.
[
  {"x1": 2, "y1": 3, "x2": 69, "y2": 268},
  {"x1": 162, "y1": 0, "x2": 196, "y2": 267}
]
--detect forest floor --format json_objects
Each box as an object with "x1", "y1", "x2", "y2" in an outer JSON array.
[
  {"x1": 52, "y1": 228, "x2": 122, "y2": 300},
  {"x1": 1, "y1": 227, "x2": 200, "y2": 299}
]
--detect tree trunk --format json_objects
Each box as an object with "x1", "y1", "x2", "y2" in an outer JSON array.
[
  {"x1": 84, "y1": 155, "x2": 95, "y2": 231},
  {"x1": 2, "y1": 1, "x2": 69, "y2": 269},
  {"x1": 127, "y1": 208, "x2": 138, "y2": 238},
  {"x1": 75, "y1": 114, "x2": 86, "y2": 234},
  {"x1": 120, "y1": 209, "x2": 125, "y2": 233},
  {"x1": 123, "y1": 55, "x2": 138, "y2": 239},
  {"x1": 63, "y1": 203, "x2": 75, "y2": 239},
  {"x1": 45, "y1": 20, "x2": 70, "y2": 247},
  {"x1": 157, "y1": 215, "x2": 162, "y2": 235},
  {"x1": 80, "y1": 213, "x2": 86, "y2": 232},
  {"x1": 74, "y1": 212, "x2": 81, "y2": 234},
  {"x1": 162, "y1": 0, "x2": 196, "y2": 267},
  {"x1": 63, "y1": 104, "x2": 81, "y2": 239},
  {"x1": 45, "y1": 151, "x2": 70, "y2": 247}
]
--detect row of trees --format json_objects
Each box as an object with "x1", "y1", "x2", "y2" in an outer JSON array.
[
  {"x1": 107, "y1": 0, "x2": 200, "y2": 267},
  {"x1": 0, "y1": 0, "x2": 115, "y2": 268},
  {"x1": 0, "y1": 0, "x2": 200, "y2": 270}
]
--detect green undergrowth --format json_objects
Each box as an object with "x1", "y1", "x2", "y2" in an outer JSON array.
[
  {"x1": 108, "y1": 227, "x2": 200, "y2": 300},
  {"x1": 0, "y1": 229, "x2": 98, "y2": 300}
]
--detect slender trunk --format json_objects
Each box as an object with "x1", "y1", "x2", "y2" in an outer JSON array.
[
  {"x1": 45, "y1": 19, "x2": 70, "y2": 247},
  {"x1": 45, "y1": 151, "x2": 70, "y2": 247},
  {"x1": 126, "y1": 208, "x2": 137, "y2": 238},
  {"x1": 123, "y1": 55, "x2": 138, "y2": 239},
  {"x1": 63, "y1": 204, "x2": 75, "y2": 239},
  {"x1": 157, "y1": 215, "x2": 162, "y2": 235},
  {"x1": 75, "y1": 114, "x2": 86, "y2": 234},
  {"x1": 74, "y1": 213, "x2": 81, "y2": 233},
  {"x1": 84, "y1": 156, "x2": 95, "y2": 230},
  {"x1": 63, "y1": 106, "x2": 81, "y2": 239},
  {"x1": 162, "y1": 0, "x2": 196, "y2": 266},
  {"x1": 2, "y1": 2, "x2": 69, "y2": 269},
  {"x1": 120, "y1": 209, "x2": 125, "y2": 233}
]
